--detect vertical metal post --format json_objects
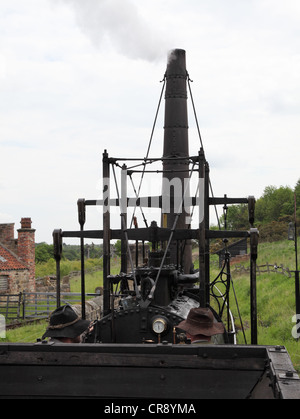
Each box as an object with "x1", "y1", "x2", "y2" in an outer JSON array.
[
  {"x1": 294, "y1": 193, "x2": 300, "y2": 320},
  {"x1": 78, "y1": 199, "x2": 86, "y2": 320},
  {"x1": 225, "y1": 251, "x2": 231, "y2": 333},
  {"x1": 133, "y1": 216, "x2": 139, "y2": 267},
  {"x1": 103, "y1": 150, "x2": 111, "y2": 316},
  {"x1": 295, "y1": 269, "x2": 300, "y2": 321},
  {"x1": 198, "y1": 148, "x2": 206, "y2": 307},
  {"x1": 55, "y1": 259, "x2": 61, "y2": 309},
  {"x1": 205, "y1": 161, "x2": 210, "y2": 305},
  {"x1": 250, "y1": 228, "x2": 259, "y2": 345},
  {"x1": 120, "y1": 165, "x2": 128, "y2": 274},
  {"x1": 53, "y1": 229, "x2": 62, "y2": 309}
]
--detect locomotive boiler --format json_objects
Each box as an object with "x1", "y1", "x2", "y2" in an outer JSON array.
[{"x1": 0, "y1": 49, "x2": 299, "y2": 400}]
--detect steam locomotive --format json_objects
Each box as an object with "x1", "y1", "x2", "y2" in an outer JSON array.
[{"x1": 0, "y1": 49, "x2": 299, "y2": 399}]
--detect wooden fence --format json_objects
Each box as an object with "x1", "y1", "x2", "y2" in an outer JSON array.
[
  {"x1": 0, "y1": 293, "x2": 22, "y2": 320},
  {"x1": 232, "y1": 263, "x2": 292, "y2": 278},
  {"x1": 0, "y1": 292, "x2": 99, "y2": 321}
]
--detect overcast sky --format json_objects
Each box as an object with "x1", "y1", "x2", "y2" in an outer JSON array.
[{"x1": 1, "y1": 0, "x2": 299, "y2": 243}]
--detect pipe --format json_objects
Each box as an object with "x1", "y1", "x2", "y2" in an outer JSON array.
[{"x1": 162, "y1": 49, "x2": 192, "y2": 273}]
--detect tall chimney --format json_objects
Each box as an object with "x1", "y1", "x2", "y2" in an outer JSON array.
[
  {"x1": 162, "y1": 49, "x2": 192, "y2": 273},
  {"x1": 17, "y1": 218, "x2": 36, "y2": 292},
  {"x1": 0, "y1": 223, "x2": 15, "y2": 252}
]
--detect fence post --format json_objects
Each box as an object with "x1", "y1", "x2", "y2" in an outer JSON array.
[
  {"x1": 17, "y1": 292, "x2": 22, "y2": 318},
  {"x1": 22, "y1": 293, "x2": 25, "y2": 319},
  {"x1": 5, "y1": 295, "x2": 9, "y2": 319},
  {"x1": 35, "y1": 293, "x2": 38, "y2": 317}
]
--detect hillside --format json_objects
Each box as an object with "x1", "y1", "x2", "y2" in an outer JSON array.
[{"x1": 220, "y1": 239, "x2": 300, "y2": 372}]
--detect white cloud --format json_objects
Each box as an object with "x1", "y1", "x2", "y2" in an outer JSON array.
[
  {"x1": 56, "y1": 0, "x2": 172, "y2": 61},
  {"x1": 0, "y1": 0, "x2": 299, "y2": 241}
]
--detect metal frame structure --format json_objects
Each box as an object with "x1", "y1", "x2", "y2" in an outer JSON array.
[
  {"x1": 52, "y1": 149, "x2": 259, "y2": 343},
  {"x1": 1, "y1": 49, "x2": 299, "y2": 399}
]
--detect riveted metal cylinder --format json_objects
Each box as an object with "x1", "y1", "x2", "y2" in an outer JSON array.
[{"x1": 162, "y1": 49, "x2": 192, "y2": 273}]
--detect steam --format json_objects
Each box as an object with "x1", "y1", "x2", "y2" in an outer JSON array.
[
  {"x1": 57, "y1": 0, "x2": 170, "y2": 62},
  {"x1": 167, "y1": 49, "x2": 178, "y2": 65}
]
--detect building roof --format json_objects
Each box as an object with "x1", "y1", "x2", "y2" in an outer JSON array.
[{"x1": 0, "y1": 243, "x2": 27, "y2": 271}]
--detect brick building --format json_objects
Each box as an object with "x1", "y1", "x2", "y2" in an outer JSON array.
[{"x1": 0, "y1": 218, "x2": 36, "y2": 294}]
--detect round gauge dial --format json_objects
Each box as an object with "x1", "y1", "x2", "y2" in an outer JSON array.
[{"x1": 152, "y1": 317, "x2": 167, "y2": 334}]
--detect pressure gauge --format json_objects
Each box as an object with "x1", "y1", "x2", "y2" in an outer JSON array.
[{"x1": 152, "y1": 317, "x2": 168, "y2": 335}]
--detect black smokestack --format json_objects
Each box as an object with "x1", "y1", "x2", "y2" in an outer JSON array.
[{"x1": 162, "y1": 49, "x2": 192, "y2": 273}]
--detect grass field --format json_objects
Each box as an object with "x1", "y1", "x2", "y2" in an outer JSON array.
[
  {"x1": 69, "y1": 257, "x2": 120, "y2": 293},
  {"x1": 213, "y1": 239, "x2": 300, "y2": 371}
]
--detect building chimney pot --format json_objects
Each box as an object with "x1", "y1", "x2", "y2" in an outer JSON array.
[
  {"x1": 17, "y1": 217, "x2": 36, "y2": 292},
  {"x1": 20, "y1": 218, "x2": 32, "y2": 229}
]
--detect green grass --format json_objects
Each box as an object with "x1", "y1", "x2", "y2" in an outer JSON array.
[
  {"x1": 224, "y1": 239, "x2": 300, "y2": 372},
  {"x1": 70, "y1": 271, "x2": 103, "y2": 294},
  {"x1": 1, "y1": 320, "x2": 48, "y2": 343},
  {"x1": 69, "y1": 258, "x2": 121, "y2": 293},
  {"x1": 258, "y1": 239, "x2": 298, "y2": 268},
  {"x1": 35, "y1": 257, "x2": 103, "y2": 279}
]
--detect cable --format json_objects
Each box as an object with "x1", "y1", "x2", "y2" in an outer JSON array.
[
  {"x1": 230, "y1": 276, "x2": 247, "y2": 344},
  {"x1": 112, "y1": 165, "x2": 140, "y2": 300},
  {"x1": 129, "y1": 77, "x2": 166, "y2": 228},
  {"x1": 188, "y1": 77, "x2": 221, "y2": 230}
]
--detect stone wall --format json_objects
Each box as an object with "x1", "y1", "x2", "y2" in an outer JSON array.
[
  {"x1": 35, "y1": 276, "x2": 70, "y2": 293},
  {"x1": 3, "y1": 270, "x2": 32, "y2": 294},
  {"x1": 0, "y1": 224, "x2": 16, "y2": 252},
  {"x1": 72, "y1": 296, "x2": 103, "y2": 321}
]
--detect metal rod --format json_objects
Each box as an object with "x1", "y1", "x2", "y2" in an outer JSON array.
[
  {"x1": 205, "y1": 159, "x2": 210, "y2": 304},
  {"x1": 147, "y1": 163, "x2": 196, "y2": 305},
  {"x1": 250, "y1": 228, "x2": 259, "y2": 345},
  {"x1": 80, "y1": 233, "x2": 85, "y2": 319},
  {"x1": 294, "y1": 192, "x2": 300, "y2": 320},
  {"x1": 104, "y1": 156, "x2": 197, "y2": 162},
  {"x1": 225, "y1": 252, "x2": 231, "y2": 334},
  {"x1": 113, "y1": 164, "x2": 140, "y2": 299},
  {"x1": 78, "y1": 199, "x2": 86, "y2": 320},
  {"x1": 56, "y1": 260, "x2": 61, "y2": 309},
  {"x1": 198, "y1": 148, "x2": 206, "y2": 307},
  {"x1": 129, "y1": 169, "x2": 198, "y2": 174},
  {"x1": 295, "y1": 270, "x2": 300, "y2": 320},
  {"x1": 53, "y1": 229, "x2": 62, "y2": 309},
  {"x1": 103, "y1": 150, "x2": 111, "y2": 316}
]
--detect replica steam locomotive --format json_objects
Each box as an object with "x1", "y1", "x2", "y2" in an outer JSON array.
[{"x1": 0, "y1": 49, "x2": 299, "y2": 399}]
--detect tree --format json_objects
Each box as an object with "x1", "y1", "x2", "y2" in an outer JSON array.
[
  {"x1": 220, "y1": 204, "x2": 249, "y2": 230},
  {"x1": 114, "y1": 240, "x2": 122, "y2": 257},
  {"x1": 35, "y1": 243, "x2": 54, "y2": 263},
  {"x1": 256, "y1": 185, "x2": 294, "y2": 223},
  {"x1": 295, "y1": 179, "x2": 300, "y2": 219}
]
